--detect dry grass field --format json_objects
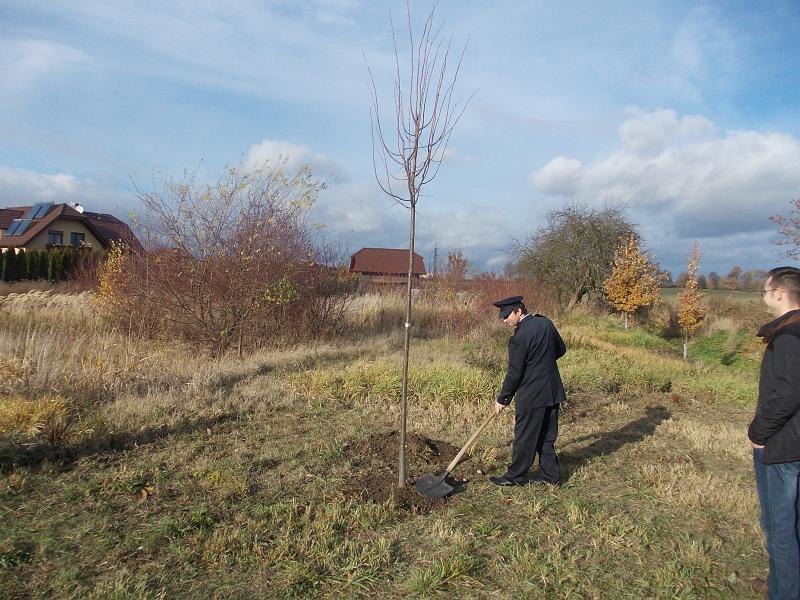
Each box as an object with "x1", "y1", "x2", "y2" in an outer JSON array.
[{"x1": 0, "y1": 289, "x2": 770, "y2": 598}]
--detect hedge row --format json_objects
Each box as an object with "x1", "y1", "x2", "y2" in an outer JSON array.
[{"x1": 1, "y1": 247, "x2": 98, "y2": 282}]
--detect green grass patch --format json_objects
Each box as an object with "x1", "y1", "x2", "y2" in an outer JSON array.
[
  {"x1": 288, "y1": 359, "x2": 501, "y2": 407},
  {"x1": 689, "y1": 330, "x2": 761, "y2": 373},
  {"x1": 598, "y1": 324, "x2": 679, "y2": 353},
  {"x1": 661, "y1": 287, "x2": 760, "y2": 304},
  {"x1": 563, "y1": 341, "x2": 757, "y2": 407}
]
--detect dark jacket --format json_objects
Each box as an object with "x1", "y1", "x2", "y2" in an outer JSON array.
[
  {"x1": 748, "y1": 309, "x2": 800, "y2": 464},
  {"x1": 497, "y1": 314, "x2": 567, "y2": 409}
]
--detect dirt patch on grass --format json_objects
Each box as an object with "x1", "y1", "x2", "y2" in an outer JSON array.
[{"x1": 345, "y1": 430, "x2": 477, "y2": 513}]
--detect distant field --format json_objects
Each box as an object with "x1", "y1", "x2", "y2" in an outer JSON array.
[{"x1": 660, "y1": 286, "x2": 760, "y2": 304}]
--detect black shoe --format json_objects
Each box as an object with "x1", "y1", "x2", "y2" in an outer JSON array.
[
  {"x1": 489, "y1": 475, "x2": 521, "y2": 486},
  {"x1": 529, "y1": 476, "x2": 561, "y2": 486}
]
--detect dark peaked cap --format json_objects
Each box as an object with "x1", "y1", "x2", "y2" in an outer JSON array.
[{"x1": 493, "y1": 295, "x2": 524, "y2": 319}]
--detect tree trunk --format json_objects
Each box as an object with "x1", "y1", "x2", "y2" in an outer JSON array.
[
  {"x1": 624, "y1": 313, "x2": 629, "y2": 329},
  {"x1": 566, "y1": 286, "x2": 587, "y2": 312},
  {"x1": 398, "y1": 206, "x2": 416, "y2": 488},
  {"x1": 683, "y1": 334, "x2": 688, "y2": 361}
]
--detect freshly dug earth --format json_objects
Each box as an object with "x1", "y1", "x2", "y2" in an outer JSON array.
[{"x1": 344, "y1": 430, "x2": 481, "y2": 513}]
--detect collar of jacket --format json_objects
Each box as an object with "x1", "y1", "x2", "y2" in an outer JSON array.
[
  {"x1": 513, "y1": 313, "x2": 535, "y2": 333},
  {"x1": 758, "y1": 309, "x2": 800, "y2": 344}
]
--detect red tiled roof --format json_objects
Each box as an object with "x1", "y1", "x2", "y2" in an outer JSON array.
[
  {"x1": 350, "y1": 247, "x2": 426, "y2": 276},
  {"x1": 0, "y1": 204, "x2": 63, "y2": 245},
  {"x1": 80, "y1": 211, "x2": 143, "y2": 251},
  {"x1": 0, "y1": 203, "x2": 141, "y2": 251},
  {"x1": 0, "y1": 208, "x2": 24, "y2": 230}
]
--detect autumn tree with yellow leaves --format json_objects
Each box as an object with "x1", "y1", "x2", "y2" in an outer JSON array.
[
  {"x1": 677, "y1": 242, "x2": 707, "y2": 360},
  {"x1": 603, "y1": 236, "x2": 664, "y2": 329}
]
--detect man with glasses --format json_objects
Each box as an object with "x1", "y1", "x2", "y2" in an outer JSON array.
[
  {"x1": 489, "y1": 296, "x2": 567, "y2": 486},
  {"x1": 749, "y1": 266, "x2": 800, "y2": 597}
]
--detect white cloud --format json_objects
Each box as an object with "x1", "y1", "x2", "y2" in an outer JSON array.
[
  {"x1": 25, "y1": 1, "x2": 375, "y2": 109},
  {"x1": 532, "y1": 156, "x2": 583, "y2": 195},
  {"x1": 308, "y1": 158, "x2": 518, "y2": 272},
  {"x1": 311, "y1": 0, "x2": 363, "y2": 26},
  {"x1": 487, "y1": 254, "x2": 511, "y2": 268},
  {"x1": 313, "y1": 180, "x2": 400, "y2": 236},
  {"x1": 619, "y1": 107, "x2": 715, "y2": 153},
  {"x1": 0, "y1": 166, "x2": 130, "y2": 215},
  {"x1": 669, "y1": 6, "x2": 739, "y2": 100},
  {"x1": 245, "y1": 139, "x2": 344, "y2": 182},
  {"x1": 416, "y1": 204, "x2": 516, "y2": 255},
  {"x1": 0, "y1": 39, "x2": 87, "y2": 93},
  {"x1": 646, "y1": 6, "x2": 745, "y2": 108},
  {"x1": 442, "y1": 147, "x2": 479, "y2": 164},
  {"x1": 532, "y1": 108, "x2": 800, "y2": 238},
  {"x1": 640, "y1": 225, "x2": 791, "y2": 275},
  {"x1": 0, "y1": 167, "x2": 80, "y2": 201}
]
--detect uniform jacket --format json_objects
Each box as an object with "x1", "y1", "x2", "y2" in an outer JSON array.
[
  {"x1": 497, "y1": 313, "x2": 567, "y2": 409},
  {"x1": 748, "y1": 309, "x2": 800, "y2": 464}
]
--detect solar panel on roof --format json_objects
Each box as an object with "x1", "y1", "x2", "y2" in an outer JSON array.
[
  {"x1": 4, "y1": 218, "x2": 36, "y2": 236},
  {"x1": 33, "y1": 203, "x2": 53, "y2": 218},
  {"x1": 14, "y1": 219, "x2": 33, "y2": 235},
  {"x1": 23, "y1": 203, "x2": 43, "y2": 219},
  {"x1": 5, "y1": 220, "x2": 22, "y2": 235}
]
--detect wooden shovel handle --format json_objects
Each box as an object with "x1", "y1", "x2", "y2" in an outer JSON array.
[{"x1": 445, "y1": 411, "x2": 497, "y2": 474}]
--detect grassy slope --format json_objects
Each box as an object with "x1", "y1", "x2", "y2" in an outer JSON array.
[
  {"x1": 0, "y1": 304, "x2": 767, "y2": 598},
  {"x1": 660, "y1": 287, "x2": 760, "y2": 305}
]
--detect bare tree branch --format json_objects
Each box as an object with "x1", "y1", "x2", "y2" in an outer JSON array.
[{"x1": 364, "y1": 1, "x2": 473, "y2": 487}]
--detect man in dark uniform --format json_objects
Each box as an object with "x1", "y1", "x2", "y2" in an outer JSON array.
[{"x1": 489, "y1": 296, "x2": 567, "y2": 486}]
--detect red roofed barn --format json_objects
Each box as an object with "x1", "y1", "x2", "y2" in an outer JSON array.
[{"x1": 349, "y1": 247, "x2": 426, "y2": 287}]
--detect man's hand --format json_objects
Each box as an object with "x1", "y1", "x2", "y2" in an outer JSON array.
[
  {"x1": 750, "y1": 440, "x2": 764, "y2": 449},
  {"x1": 495, "y1": 401, "x2": 506, "y2": 414}
]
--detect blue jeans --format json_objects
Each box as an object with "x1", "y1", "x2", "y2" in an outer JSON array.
[{"x1": 754, "y1": 448, "x2": 800, "y2": 600}]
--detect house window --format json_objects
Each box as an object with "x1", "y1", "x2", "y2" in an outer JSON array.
[
  {"x1": 48, "y1": 230, "x2": 63, "y2": 245},
  {"x1": 70, "y1": 232, "x2": 85, "y2": 247}
]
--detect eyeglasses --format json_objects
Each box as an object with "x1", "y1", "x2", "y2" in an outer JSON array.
[{"x1": 761, "y1": 288, "x2": 780, "y2": 297}]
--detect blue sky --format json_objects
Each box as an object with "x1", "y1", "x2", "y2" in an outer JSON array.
[{"x1": 1, "y1": 1, "x2": 799, "y2": 276}]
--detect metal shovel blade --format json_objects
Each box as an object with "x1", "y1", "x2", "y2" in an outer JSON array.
[
  {"x1": 414, "y1": 412, "x2": 498, "y2": 499},
  {"x1": 415, "y1": 472, "x2": 453, "y2": 498}
]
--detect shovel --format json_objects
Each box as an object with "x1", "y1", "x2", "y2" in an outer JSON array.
[{"x1": 415, "y1": 411, "x2": 497, "y2": 498}]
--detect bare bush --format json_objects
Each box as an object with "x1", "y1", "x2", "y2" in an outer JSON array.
[
  {"x1": 99, "y1": 161, "x2": 343, "y2": 355},
  {"x1": 772, "y1": 197, "x2": 800, "y2": 259}
]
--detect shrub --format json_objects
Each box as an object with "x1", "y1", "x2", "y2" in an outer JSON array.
[
  {"x1": 2, "y1": 249, "x2": 19, "y2": 282},
  {"x1": 0, "y1": 395, "x2": 73, "y2": 446},
  {"x1": 24, "y1": 249, "x2": 38, "y2": 280},
  {"x1": 96, "y1": 161, "x2": 346, "y2": 355},
  {"x1": 38, "y1": 250, "x2": 48, "y2": 280},
  {"x1": 47, "y1": 248, "x2": 64, "y2": 281},
  {"x1": 705, "y1": 297, "x2": 771, "y2": 334}
]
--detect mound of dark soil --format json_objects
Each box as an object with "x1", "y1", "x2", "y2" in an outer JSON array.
[{"x1": 344, "y1": 430, "x2": 482, "y2": 513}]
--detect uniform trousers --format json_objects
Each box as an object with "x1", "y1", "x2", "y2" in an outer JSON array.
[{"x1": 505, "y1": 404, "x2": 560, "y2": 484}]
